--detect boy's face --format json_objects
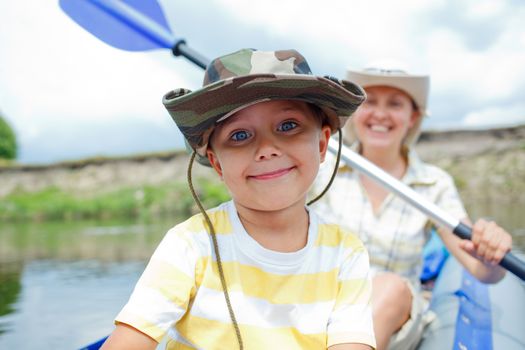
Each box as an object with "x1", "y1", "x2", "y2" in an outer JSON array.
[{"x1": 207, "y1": 100, "x2": 331, "y2": 212}]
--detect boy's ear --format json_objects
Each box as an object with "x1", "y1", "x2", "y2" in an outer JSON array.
[
  {"x1": 206, "y1": 148, "x2": 223, "y2": 177},
  {"x1": 319, "y1": 125, "x2": 332, "y2": 162}
]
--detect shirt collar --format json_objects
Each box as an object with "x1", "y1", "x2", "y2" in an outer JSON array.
[{"x1": 403, "y1": 150, "x2": 437, "y2": 186}]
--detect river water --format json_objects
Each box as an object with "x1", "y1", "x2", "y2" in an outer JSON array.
[{"x1": 0, "y1": 202, "x2": 524, "y2": 349}]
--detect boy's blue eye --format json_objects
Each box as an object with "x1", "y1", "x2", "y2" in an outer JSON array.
[
  {"x1": 231, "y1": 130, "x2": 251, "y2": 141},
  {"x1": 278, "y1": 121, "x2": 298, "y2": 132}
]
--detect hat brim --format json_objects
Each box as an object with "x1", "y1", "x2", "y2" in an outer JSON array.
[
  {"x1": 163, "y1": 73, "x2": 365, "y2": 166},
  {"x1": 346, "y1": 70, "x2": 429, "y2": 115}
]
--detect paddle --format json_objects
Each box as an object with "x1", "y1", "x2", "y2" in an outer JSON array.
[{"x1": 60, "y1": 0, "x2": 525, "y2": 281}]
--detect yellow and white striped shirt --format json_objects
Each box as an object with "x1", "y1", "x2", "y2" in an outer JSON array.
[{"x1": 116, "y1": 200, "x2": 375, "y2": 349}]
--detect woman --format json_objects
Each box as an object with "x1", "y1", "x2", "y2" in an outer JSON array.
[{"x1": 312, "y1": 62, "x2": 513, "y2": 350}]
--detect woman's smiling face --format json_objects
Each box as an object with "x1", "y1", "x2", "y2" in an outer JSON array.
[
  {"x1": 207, "y1": 100, "x2": 331, "y2": 212},
  {"x1": 351, "y1": 86, "x2": 419, "y2": 152}
]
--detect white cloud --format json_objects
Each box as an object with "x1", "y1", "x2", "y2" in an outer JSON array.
[
  {"x1": 213, "y1": 0, "x2": 435, "y2": 66},
  {"x1": 0, "y1": 2, "x2": 199, "y2": 123},
  {"x1": 463, "y1": 104, "x2": 525, "y2": 128},
  {"x1": 0, "y1": 0, "x2": 201, "y2": 162},
  {"x1": 1, "y1": 0, "x2": 524, "y2": 163},
  {"x1": 466, "y1": 0, "x2": 506, "y2": 19},
  {"x1": 424, "y1": 4, "x2": 525, "y2": 107}
]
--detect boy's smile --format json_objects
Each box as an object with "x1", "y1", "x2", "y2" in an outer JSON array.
[
  {"x1": 248, "y1": 166, "x2": 295, "y2": 180},
  {"x1": 207, "y1": 100, "x2": 331, "y2": 212}
]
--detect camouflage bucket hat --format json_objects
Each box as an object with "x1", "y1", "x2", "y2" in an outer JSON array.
[{"x1": 163, "y1": 48, "x2": 366, "y2": 166}]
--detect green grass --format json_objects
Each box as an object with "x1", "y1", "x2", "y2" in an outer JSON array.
[
  {"x1": 0, "y1": 179, "x2": 230, "y2": 222},
  {"x1": 451, "y1": 174, "x2": 467, "y2": 191}
]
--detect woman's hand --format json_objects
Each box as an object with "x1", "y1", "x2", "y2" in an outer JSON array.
[{"x1": 459, "y1": 218, "x2": 512, "y2": 266}]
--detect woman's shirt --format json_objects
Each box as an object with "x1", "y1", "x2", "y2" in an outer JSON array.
[{"x1": 312, "y1": 150, "x2": 467, "y2": 287}]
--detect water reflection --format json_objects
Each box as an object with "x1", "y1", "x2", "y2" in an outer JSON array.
[
  {"x1": 0, "y1": 264, "x2": 22, "y2": 335},
  {"x1": 0, "y1": 220, "x2": 171, "y2": 263},
  {"x1": 0, "y1": 259, "x2": 146, "y2": 349},
  {"x1": 0, "y1": 219, "x2": 173, "y2": 349}
]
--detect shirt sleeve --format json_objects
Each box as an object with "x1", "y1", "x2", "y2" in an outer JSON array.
[
  {"x1": 327, "y1": 237, "x2": 376, "y2": 349},
  {"x1": 115, "y1": 225, "x2": 200, "y2": 342}
]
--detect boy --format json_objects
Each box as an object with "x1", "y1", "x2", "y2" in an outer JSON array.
[{"x1": 101, "y1": 49, "x2": 376, "y2": 350}]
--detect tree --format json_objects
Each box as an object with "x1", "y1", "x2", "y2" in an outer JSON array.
[{"x1": 0, "y1": 112, "x2": 17, "y2": 160}]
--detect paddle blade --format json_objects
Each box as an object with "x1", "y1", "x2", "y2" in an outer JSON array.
[{"x1": 59, "y1": 0, "x2": 174, "y2": 51}]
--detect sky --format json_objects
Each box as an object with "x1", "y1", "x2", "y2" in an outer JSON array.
[{"x1": 1, "y1": 0, "x2": 524, "y2": 164}]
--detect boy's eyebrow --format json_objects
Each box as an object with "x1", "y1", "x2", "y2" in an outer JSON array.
[
  {"x1": 275, "y1": 105, "x2": 310, "y2": 115},
  {"x1": 232, "y1": 105, "x2": 306, "y2": 122},
  {"x1": 280, "y1": 106, "x2": 302, "y2": 113}
]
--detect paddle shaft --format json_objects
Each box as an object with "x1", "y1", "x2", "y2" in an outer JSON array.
[
  {"x1": 172, "y1": 42, "x2": 208, "y2": 69},
  {"x1": 60, "y1": 0, "x2": 525, "y2": 281}
]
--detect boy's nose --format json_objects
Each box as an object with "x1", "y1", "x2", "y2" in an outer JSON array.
[{"x1": 255, "y1": 137, "x2": 282, "y2": 161}]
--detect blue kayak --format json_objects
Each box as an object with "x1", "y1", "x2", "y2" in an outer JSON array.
[{"x1": 418, "y1": 255, "x2": 525, "y2": 349}]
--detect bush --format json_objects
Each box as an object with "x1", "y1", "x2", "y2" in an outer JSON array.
[
  {"x1": 0, "y1": 114, "x2": 17, "y2": 160},
  {"x1": 0, "y1": 179, "x2": 231, "y2": 222}
]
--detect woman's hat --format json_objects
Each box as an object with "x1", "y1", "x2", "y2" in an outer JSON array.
[
  {"x1": 346, "y1": 60, "x2": 430, "y2": 114},
  {"x1": 163, "y1": 48, "x2": 366, "y2": 166},
  {"x1": 345, "y1": 60, "x2": 430, "y2": 147}
]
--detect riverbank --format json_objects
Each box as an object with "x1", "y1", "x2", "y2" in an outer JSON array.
[
  {"x1": 0, "y1": 152, "x2": 226, "y2": 221},
  {"x1": 416, "y1": 125, "x2": 525, "y2": 204},
  {"x1": 0, "y1": 124, "x2": 524, "y2": 221}
]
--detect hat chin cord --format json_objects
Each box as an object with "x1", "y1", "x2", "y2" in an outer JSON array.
[
  {"x1": 307, "y1": 128, "x2": 343, "y2": 206},
  {"x1": 187, "y1": 151, "x2": 244, "y2": 350}
]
